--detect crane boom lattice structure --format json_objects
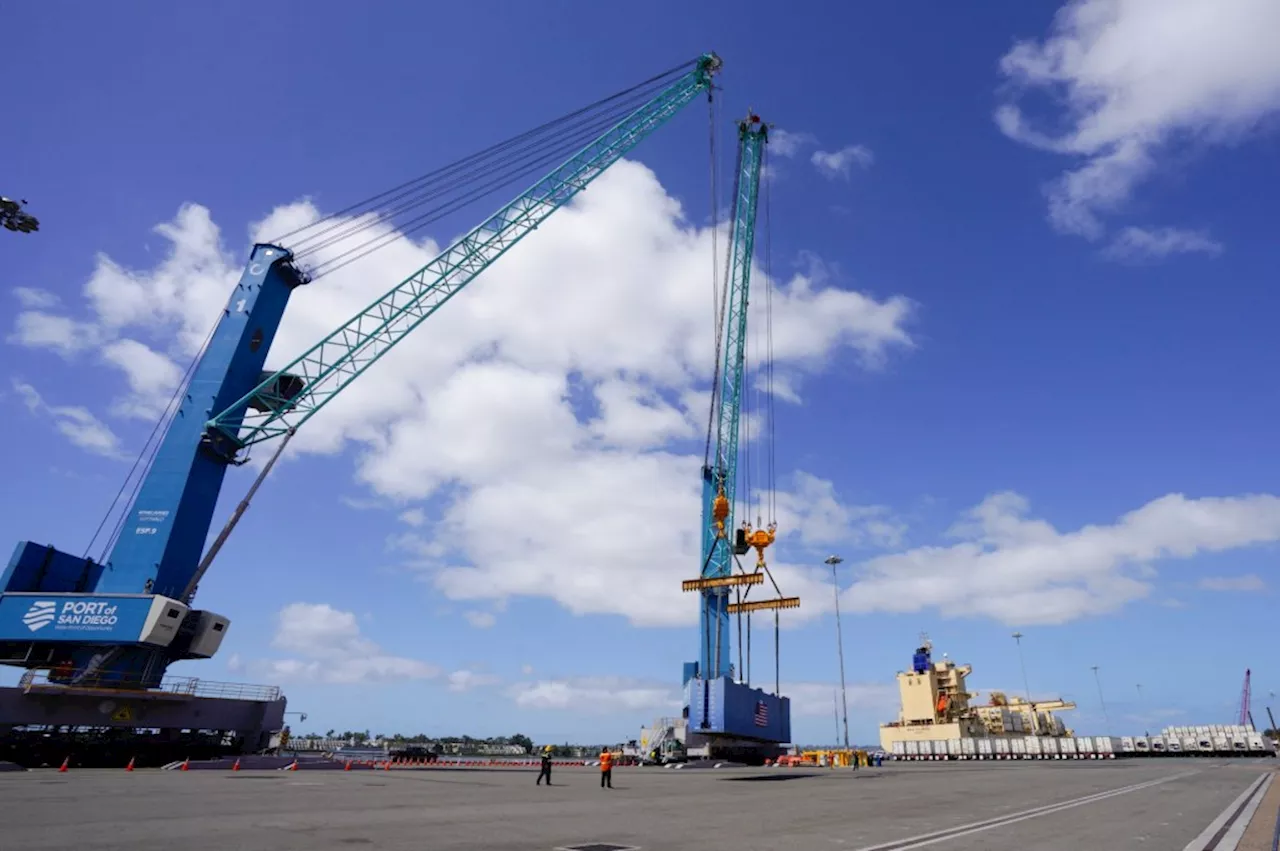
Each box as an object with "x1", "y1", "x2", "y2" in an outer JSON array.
[
  {"x1": 679, "y1": 114, "x2": 797, "y2": 761},
  {"x1": 0, "y1": 54, "x2": 723, "y2": 767}
]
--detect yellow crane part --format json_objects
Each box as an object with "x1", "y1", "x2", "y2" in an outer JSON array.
[
  {"x1": 727, "y1": 596, "x2": 799, "y2": 614},
  {"x1": 740, "y1": 521, "x2": 776, "y2": 568},
  {"x1": 682, "y1": 573, "x2": 765, "y2": 592}
]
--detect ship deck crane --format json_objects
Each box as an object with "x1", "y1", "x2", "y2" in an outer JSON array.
[
  {"x1": 0, "y1": 54, "x2": 724, "y2": 765},
  {"x1": 679, "y1": 113, "x2": 798, "y2": 762}
]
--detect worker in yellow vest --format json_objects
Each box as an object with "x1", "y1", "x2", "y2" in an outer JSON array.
[{"x1": 599, "y1": 748, "x2": 614, "y2": 789}]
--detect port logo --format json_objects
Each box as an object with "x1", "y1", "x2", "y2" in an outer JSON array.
[{"x1": 22, "y1": 601, "x2": 57, "y2": 632}]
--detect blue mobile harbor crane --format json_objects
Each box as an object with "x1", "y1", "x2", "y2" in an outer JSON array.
[
  {"x1": 679, "y1": 114, "x2": 798, "y2": 765},
  {"x1": 0, "y1": 54, "x2": 724, "y2": 767}
]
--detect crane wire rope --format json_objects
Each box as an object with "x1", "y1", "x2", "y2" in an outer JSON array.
[
  {"x1": 273, "y1": 61, "x2": 701, "y2": 280},
  {"x1": 292, "y1": 108, "x2": 640, "y2": 262},
  {"x1": 302, "y1": 104, "x2": 664, "y2": 279},
  {"x1": 84, "y1": 316, "x2": 221, "y2": 563},
  {"x1": 763, "y1": 144, "x2": 777, "y2": 524},
  {"x1": 272, "y1": 58, "x2": 699, "y2": 248},
  {"x1": 703, "y1": 89, "x2": 721, "y2": 467}
]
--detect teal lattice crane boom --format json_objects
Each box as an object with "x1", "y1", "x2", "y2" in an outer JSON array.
[
  {"x1": 681, "y1": 113, "x2": 794, "y2": 751},
  {"x1": 206, "y1": 53, "x2": 722, "y2": 458},
  {"x1": 697, "y1": 114, "x2": 770, "y2": 680}
]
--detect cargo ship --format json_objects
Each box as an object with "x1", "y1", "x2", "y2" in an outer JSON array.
[
  {"x1": 879, "y1": 637, "x2": 1276, "y2": 760},
  {"x1": 879, "y1": 636, "x2": 1079, "y2": 759}
]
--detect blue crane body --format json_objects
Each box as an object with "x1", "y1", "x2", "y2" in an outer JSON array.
[
  {"x1": 0, "y1": 54, "x2": 723, "y2": 697},
  {"x1": 682, "y1": 115, "x2": 793, "y2": 748}
]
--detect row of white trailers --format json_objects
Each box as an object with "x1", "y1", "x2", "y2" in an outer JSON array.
[{"x1": 891, "y1": 733, "x2": 1276, "y2": 761}]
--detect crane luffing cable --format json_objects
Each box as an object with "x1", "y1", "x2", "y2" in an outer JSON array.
[
  {"x1": 273, "y1": 60, "x2": 702, "y2": 279},
  {"x1": 85, "y1": 316, "x2": 222, "y2": 564},
  {"x1": 203, "y1": 54, "x2": 721, "y2": 455}
]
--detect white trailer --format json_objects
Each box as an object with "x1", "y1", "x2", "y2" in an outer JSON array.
[
  {"x1": 1166, "y1": 736, "x2": 1182, "y2": 754},
  {"x1": 1134, "y1": 736, "x2": 1150, "y2": 753},
  {"x1": 1026, "y1": 736, "x2": 1043, "y2": 759},
  {"x1": 1120, "y1": 736, "x2": 1136, "y2": 754},
  {"x1": 1012, "y1": 737, "x2": 1028, "y2": 758},
  {"x1": 1041, "y1": 737, "x2": 1060, "y2": 759},
  {"x1": 891, "y1": 741, "x2": 906, "y2": 758},
  {"x1": 948, "y1": 738, "x2": 963, "y2": 759},
  {"x1": 978, "y1": 738, "x2": 994, "y2": 760},
  {"x1": 1061, "y1": 738, "x2": 1078, "y2": 757},
  {"x1": 1075, "y1": 736, "x2": 1093, "y2": 758},
  {"x1": 1212, "y1": 735, "x2": 1229, "y2": 754},
  {"x1": 1095, "y1": 736, "x2": 1117, "y2": 758},
  {"x1": 994, "y1": 738, "x2": 1011, "y2": 759},
  {"x1": 905, "y1": 740, "x2": 919, "y2": 759},
  {"x1": 961, "y1": 738, "x2": 977, "y2": 759}
]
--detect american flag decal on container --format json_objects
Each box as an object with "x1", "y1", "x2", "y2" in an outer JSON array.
[{"x1": 754, "y1": 700, "x2": 769, "y2": 727}]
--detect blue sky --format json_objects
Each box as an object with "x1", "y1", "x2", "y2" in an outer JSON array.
[{"x1": 4, "y1": 0, "x2": 1279, "y2": 746}]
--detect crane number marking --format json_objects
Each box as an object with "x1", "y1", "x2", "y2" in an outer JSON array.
[
  {"x1": 235, "y1": 299, "x2": 247, "y2": 313},
  {"x1": 134, "y1": 527, "x2": 158, "y2": 535}
]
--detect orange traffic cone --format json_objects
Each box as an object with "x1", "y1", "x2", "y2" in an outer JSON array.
[
  {"x1": 180, "y1": 758, "x2": 190, "y2": 771},
  {"x1": 58, "y1": 757, "x2": 69, "y2": 772},
  {"x1": 344, "y1": 760, "x2": 352, "y2": 772},
  {"x1": 383, "y1": 760, "x2": 390, "y2": 771},
  {"x1": 232, "y1": 758, "x2": 241, "y2": 772},
  {"x1": 125, "y1": 757, "x2": 135, "y2": 772},
  {"x1": 288, "y1": 760, "x2": 298, "y2": 771}
]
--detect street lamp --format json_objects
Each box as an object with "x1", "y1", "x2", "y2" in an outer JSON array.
[
  {"x1": 1091, "y1": 665, "x2": 1111, "y2": 735},
  {"x1": 826, "y1": 555, "x2": 850, "y2": 750},
  {"x1": 1011, "y1": 632, "x2": 1034, "y2": 733}
]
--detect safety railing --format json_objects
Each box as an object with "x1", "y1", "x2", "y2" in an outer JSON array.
[{"x1": 19, "y1": 669, "x2": 281, "y2": 702}]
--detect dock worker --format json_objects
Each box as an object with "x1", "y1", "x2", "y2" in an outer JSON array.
[
  {"x1": 537, "y1": 745, "x2": 553, "y2": 786},
  {"x1": 599, "y1": 747, "x2": 614, "y2": 789}
]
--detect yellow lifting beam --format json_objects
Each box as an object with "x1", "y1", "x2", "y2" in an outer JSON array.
[
  {"x1": 682, "y1": 573, "x2": 765, "y2": 592},
  {"x1": 727, "y1": 597, "x2": 800, "y2": 614}
]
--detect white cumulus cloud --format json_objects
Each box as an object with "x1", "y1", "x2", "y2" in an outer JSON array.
[
  {"x1": 447, "y1": 669, "x2": 500, "y2": 692},
  {"x1": 768, "y1": 129, "x2": 816, "y2": 158},
  {"x1": 260, "y1": 602, "x2": 438, "y2": 684},
  {"x1": 1104, "y1": 226, "x2": 1224, "y2": 261},
  {"x1": 843, "y1": 490, "x2": 1280, "y2": 625},
  {"x1": 811, "y1": 145, "x2": 874, "y2": 180},
  {"x1": 996, "y1": 0, "x2": 1280, "y2": 247},
  {"x1": 508, "y1": 676, "x2": 680, "y2": 713},
  {"x1": 13, "y1": 379, "x2": 125, "y2": 459},
  {"x1": 1198, "y1": 574, "x2": 1265, "y2": 592}
]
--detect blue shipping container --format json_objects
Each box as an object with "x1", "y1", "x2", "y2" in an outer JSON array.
[{"x1": 687, "y1": 676, "x2": 791, "y2": 743}]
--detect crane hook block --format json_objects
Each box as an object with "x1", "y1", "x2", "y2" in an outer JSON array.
[{"x1": 712, "y1": 489, "x2": 730, "y2": 537}]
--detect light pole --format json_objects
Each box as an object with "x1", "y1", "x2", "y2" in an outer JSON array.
[
  {"x1": 827, "y1": 555, "x2": 850, "y2": 750},
  {"x1": 1092, "y1": 665, "x2": 1111, "y2": 735},
  {"x1": 1011, "y1": 632, "x2": 1034, "y2": 733}
]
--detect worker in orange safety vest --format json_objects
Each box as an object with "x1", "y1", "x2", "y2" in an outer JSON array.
[{"x1": 599, "y1": 748, "x2": 614, "y2": 789}]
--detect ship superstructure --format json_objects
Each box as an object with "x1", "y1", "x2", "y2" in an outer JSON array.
[{"x1": 879, "y1": 637, "x2": 1077, "y2": 754}]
